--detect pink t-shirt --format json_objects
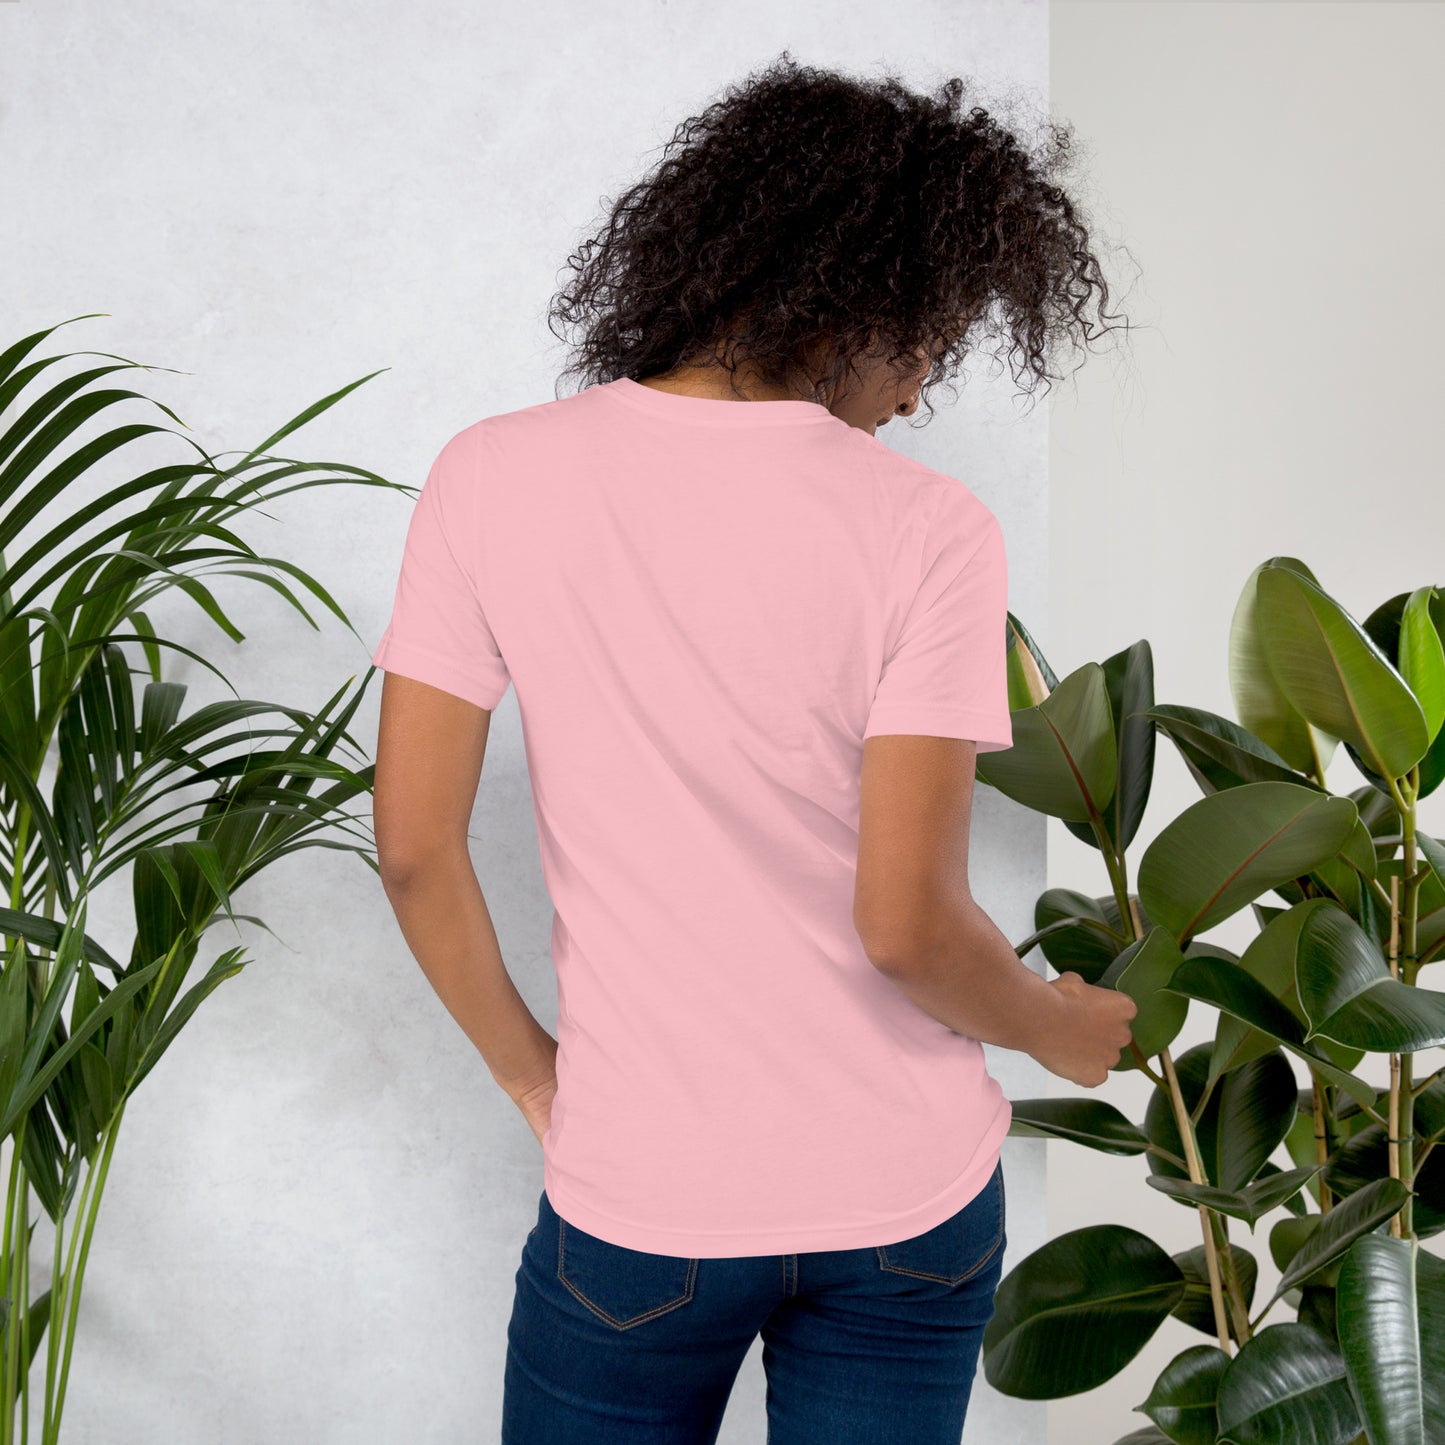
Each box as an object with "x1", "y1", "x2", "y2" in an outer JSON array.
[{"x1": 371, "y1": 375, "x2": 1015, "y2": 1257}]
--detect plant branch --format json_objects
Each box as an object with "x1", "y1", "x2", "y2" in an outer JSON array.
[
  {"x1": 1207, "y1": 1208, "x2": 1252, "y2": 1344},
  {"x1": 1381, "y1": 774, "x2": 1421, "y2": 1241},
  {"x1": 1160, "y1": 1045, "x2": 1232, "y2": 1353},
  {"x1": 1128, "y1": 1041, "x2": 1165, "y2": 1088},
  {"x1": 1312, "y1": 1075, "x2": 1333, "y2": 1214}
]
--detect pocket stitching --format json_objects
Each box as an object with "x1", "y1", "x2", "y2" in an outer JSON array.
[
  {"x1": 556, "y1": 1219, "x2": 699, "y2": 1329},
  {"x1": 876, "y1": 1166, "x2": 1006, "y2": 1285}
]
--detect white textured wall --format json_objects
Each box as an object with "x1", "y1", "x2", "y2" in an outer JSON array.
[
  {"x1": 1, "y1": 2, "x2": 1051, "y2": 1440},
  {"x1": 1050, "y1": 4, "x2": 1445, "y2": 1442}
]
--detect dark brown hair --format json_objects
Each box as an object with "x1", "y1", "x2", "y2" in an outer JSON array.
[{"x1": 547, "y1": 51, "x2": 1133, "y2": 420}]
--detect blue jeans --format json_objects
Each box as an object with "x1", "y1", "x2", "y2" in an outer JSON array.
[{"x1": 501, "y1": 1159, "x2": 1007, "y2": 1444}]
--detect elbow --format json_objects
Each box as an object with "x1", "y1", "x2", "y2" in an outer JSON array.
[
  {"x1": 378, "y1": 854, "x2": 424, "y2": 895},
  {"x1": 854, "y1": 915, "x2": 936, "y2": 976},
  {"x1": 377, "y1": 842, "x2": 465, "y2": 895},
  {"x1": 855, "y1": 896, "x2": 979, "y2": 977}
]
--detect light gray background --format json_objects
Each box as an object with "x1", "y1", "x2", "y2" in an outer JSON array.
[
  {"x1": 2, "y1": 2, "x2": 1441, "y2": 1443},
  {"x1": 1, "y1": 2, "x2": 1049, "y2": 1442},
  {"x1": 1049, "y1": 3, "x2": 1445, "y2": 1442}
]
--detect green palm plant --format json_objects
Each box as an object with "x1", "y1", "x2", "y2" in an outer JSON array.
[
  {"x1": 979, "y1": 559, "x2": 1445, "y2": 1444},
  {"x1": 0, "y1": 316, "x2": 393, "y2": 1443}
]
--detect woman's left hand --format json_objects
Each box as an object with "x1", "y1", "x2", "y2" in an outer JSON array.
[{"x1": 512, "y1": 1074, "x2": 557, "y2": 1145}]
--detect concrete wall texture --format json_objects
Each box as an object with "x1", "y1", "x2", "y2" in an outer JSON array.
[{"x1": 0, "y1": 2, "x2": 1438, "y2": 1441}]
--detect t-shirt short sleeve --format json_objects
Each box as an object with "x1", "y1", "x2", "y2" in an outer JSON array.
[
  {"x1": 370, "y1": 429, "x2": 511, "y2": 711},
  {"x1": 863, "y1": 488, "x2": 1013, "y2": 750}
]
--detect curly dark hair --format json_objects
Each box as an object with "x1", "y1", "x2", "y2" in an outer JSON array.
[{"x1": 547, "y1": 51, "x2": 1133, "y2": 422}]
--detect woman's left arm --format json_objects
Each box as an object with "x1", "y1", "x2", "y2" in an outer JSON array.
[{"x1": 373, "y1": 670, "x2": 557, "y2": 1142}]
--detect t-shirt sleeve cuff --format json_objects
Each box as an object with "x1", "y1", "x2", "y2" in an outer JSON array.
[
  {"x1": 371, "y1": 634, "x2": 509, "y2": 712},
  {"x1": 861, "y1": 704, "x2": 1013, "y2": 751}
]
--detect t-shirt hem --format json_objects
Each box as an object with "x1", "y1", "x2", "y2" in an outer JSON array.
[{"x1": 542, "y1": 1091, "x2": 1012, "y2": 1258}]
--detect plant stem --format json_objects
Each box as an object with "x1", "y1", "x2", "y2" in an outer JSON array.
[
  {"x1": 3, "y1": 810, "x2": 31, "y2": 1445},
  {"x1": 1362, "y1": 873, "x2": 1396, "y2": 918},
  {"x1": 1312, "y1": 1075, "x2": 1333, "y2": 1215},
  {"x1": 1388, "y1": 874, "x2": 1404, "y2": 1240},
  {"x1": 1189, "y1": 1071, "x2": 1220, "y2": 1130},
  {"x1": 1117, "y1": 890, "x2": 1232, "y2": 1348},
  {"x1": 43, "y1": 1135, "x2": 101, "y2": 1443},
  {"x1": 1127, "y1": 1041, "x2": 1166, "y2": 1088},
  {"x1": 16, "y1": 1157, "x2": 27, "y2": 1445},
  {"x1": 40, "y1": 1163, "x2": 72, "y2": 1445},
  {"x1": 1207, "y1": 1209, "x2": 1252, "y2": 1344},
  {"x1": 45, "y1": 1103, "x2": 124, "y2": 1445},
  {"x1": 1380, "y1": 766, "x2": 1422, "y2": 1245},
  {"x1": 1160, "y1": 1046, "x2": 1231, "y2": 1353},
  {"x1": 2, "y1": 1116, "x2": 25, "y2": 1445},
  {"x1": 1098, "y1": 831, "x2": 1136, "y2": 954}
]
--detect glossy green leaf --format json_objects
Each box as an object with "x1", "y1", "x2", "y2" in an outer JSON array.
[
  {"x1": 1004, "y1": 609, "x2": 1059, "y2": 707},
  {"x1": 1282, "y1": 1096, "x2": 1319, "y2": 1175},
  {"x1": 1215, "y1": 1322, "x2": 1360, "y2": 1445},
  {"x1": 1323, "y1": 1125, "x2": 1445, "y2": 1239},
  {"x1": 1132, "y1": 1340, "x2": 1225, "y2": 1445},
  {"x1": 1277, "y1": 1213, "x2": 1329, "y2": 1283},
  {"x1": 1171, "y1": 1243, "x2": 1258, "y2": 1344},
  {"x1": 1297, "y1": 901, "x2": 1445, "y2": 1052},
  {"x1": 1418, "y1": 832, "x2": 1445, "y2": 935},
  {"x1": 1145, "y1": 704, "x2": 1312, "y2": 794},
  {"x1": 1257, "y1": 1158, "x2": 1314, "y2": 1218},
  {"x1": 1031, "y1": 887, "x2": 1131, "y2": 984},
  {"x1": 1336, "y1": 1235, "x2": 1445, "y2": 1445},
  {"x1": 1138, "y1": 1343, "x2": 1230, "y2": 1445},
  {"x1": 1262, "y1": 1175, "x2": 1412, "y2": 1311},
  {"x1": 1137, "y1": 781, "x2": 1357, "y2": 944},
  {"x1": 1145, "y1": 1165, "x2": 1322, "y2": 1230},
  {"x1": 974, "y1": 662, "x2": 1117, "y2": 823},
  {"x1": 1397, "y1": 585, "x2": 1445, "y2": 745},
  {"x1": 1005, "y1": 1098, "x2": 1150, "y2": 1155},
  {"x1": 1413, "y1": 1073, "x2": 1445, "y2": 1143},
  {"x1": 1255, "y1": 563, "x2": 1431, "y2": 782},
  {"x1": 1296, "y1": 1282, "x2": 1339, "y2": 1344},
  {"x1": 1392, "y1": 848, "x2": 1445, "y2": 965},
  {"x1": 1333, "y1": 813, "x2": 1381, "y2": 882},
  {"x1": 1062, "y1": 639, "x2": 1156, "y2": 855},
  {"x1": 982, "y1": 1224, "x2": 1186, "y2": 1398},
  {"x1": 1144, "y1": 1042, "x2": 1298, "y2": 1192},
  {"x1": 1210, "y1": 902, "x2": 1314, "y2": 1080},
  {"x1": 1230, "y1": 558, "x2": 1339, "y2": 775},
  {"x1": 1360, "y1": 589, "x2": 1445, "y2": 799},
  {"x1": 1165, "y1": 956, "x2": 1379, "y2": 1110},
  {"x1": 1099, "y1": 927, "x2": 1190, "y2": 1065}
]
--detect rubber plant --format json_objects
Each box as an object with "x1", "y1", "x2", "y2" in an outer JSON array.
[
  {"x1": 0, "y1": 316, "x2": 393, "y2": 1442},
  {"x1": 978, "y1": 555, "x2": 1445, "y2": 1445}
]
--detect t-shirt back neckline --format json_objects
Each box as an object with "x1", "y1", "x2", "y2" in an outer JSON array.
[{"x1": 604, "y1": 374, "x2": 838, "y2": 426}]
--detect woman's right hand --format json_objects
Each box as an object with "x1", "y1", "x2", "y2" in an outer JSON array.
[{"x1": 1029, "y1": 971, "x2": 1139, "y2": 1087}]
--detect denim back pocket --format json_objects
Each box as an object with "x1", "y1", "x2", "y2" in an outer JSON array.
[
  {"x1": 876, "y1": 1161, "x2": 1006, "y2": 1285},
  {"x1": 556, "y1": 1216, "x2": 699, "y2": 1330}
]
